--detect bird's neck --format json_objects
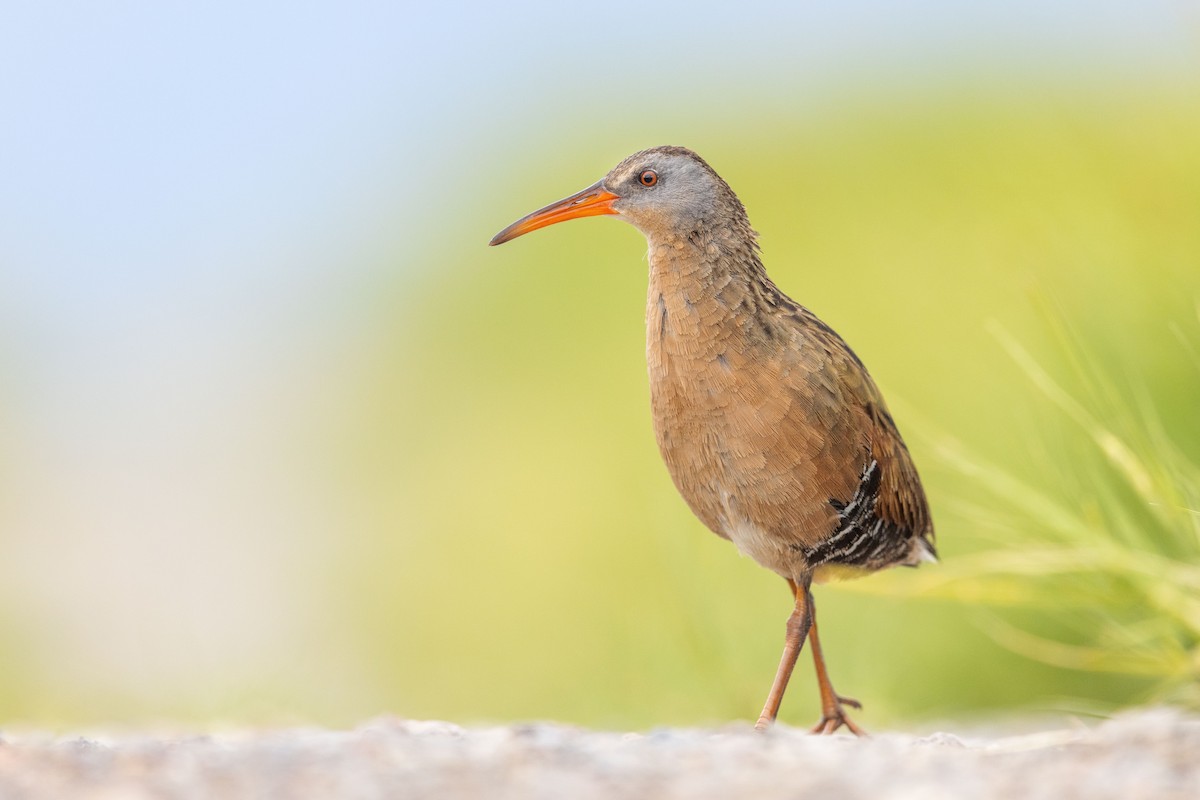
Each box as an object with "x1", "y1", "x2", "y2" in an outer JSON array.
[
  {"x1": 645, "y1": 225, "x2": 786, "y2": 355},
  {"x1": 649, "y1": 215, "x2": 763, "y2": 275},
  {"x1": 646, "y1": 221, "x2": 775, "y2": 305}
]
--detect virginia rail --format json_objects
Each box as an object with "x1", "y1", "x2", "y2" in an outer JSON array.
[{"x1": 490, "y1": 146, "x2": 936, "y2": 735}]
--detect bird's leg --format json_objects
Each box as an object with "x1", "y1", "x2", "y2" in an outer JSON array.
[
  {"x1": 807, "y1": 590, "x2": 866, "y2": 736},
  {"x1": 754, "y1": 578, "x2": 812, "y2": 731}
]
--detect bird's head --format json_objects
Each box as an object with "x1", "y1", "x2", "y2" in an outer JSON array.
[{"x1": 489, "y1": 146, "x2": 746, "y2": 247}]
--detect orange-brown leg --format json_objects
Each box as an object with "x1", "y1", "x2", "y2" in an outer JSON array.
[
  {"x1": 754, "y1": 578, "x2": 812, "y2": 730},
  {"x1": 807, "y1": 590, "x2": 866, "y2": 736}
]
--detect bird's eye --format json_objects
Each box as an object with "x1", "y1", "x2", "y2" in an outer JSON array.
[{"x1": 639, "y1": 169, "x2": 658, "y2": 187}]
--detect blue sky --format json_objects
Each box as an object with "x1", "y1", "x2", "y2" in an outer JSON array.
[
  {"x1": 3, "y1": 2, "x2": 1193, "y2": 306},
  {"x1": 1, "y1": 3, "x2": 1192, "y2": 327}
]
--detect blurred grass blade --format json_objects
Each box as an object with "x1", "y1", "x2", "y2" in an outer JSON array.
[{"x1": 851, "y1": 324, "x2": 1200, "y2": 708}]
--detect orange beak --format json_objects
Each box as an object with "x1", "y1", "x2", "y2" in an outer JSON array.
[{"x1": 489, "y1": 180, "x2": 620, "y2": 246}]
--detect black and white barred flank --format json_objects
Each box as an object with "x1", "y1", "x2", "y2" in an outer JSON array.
[{"x1": 801, "y1": 459, "x2": 921, "y2": 570}]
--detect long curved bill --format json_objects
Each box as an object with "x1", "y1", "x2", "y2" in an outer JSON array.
[{"x1": 489, "y1": 180, "x2": 619, "y2": 246}]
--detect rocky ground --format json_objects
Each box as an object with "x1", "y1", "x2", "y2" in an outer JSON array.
[{"x1": 0, "y1": 708, "x2": 1196, "y2": 799}]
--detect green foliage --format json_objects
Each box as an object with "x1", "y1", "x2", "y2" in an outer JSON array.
[
  {"x1": 849, "y1": 313, "x2": 1200, "y2": 705},
  {"x1": 344, "y1": 82, "x2": 1200, "y2": 727}
]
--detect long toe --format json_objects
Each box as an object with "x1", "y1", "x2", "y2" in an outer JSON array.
[
  {"x1": 810, "y1": 699, "x2": 867, "y2": 736},
  {"x1": 835, "y1": 694, "x2": 862, "y2": 710}
]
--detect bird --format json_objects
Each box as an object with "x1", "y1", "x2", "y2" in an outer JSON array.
[{"x1": 489, "y1": 146, "x2": 935, "y2": 735}]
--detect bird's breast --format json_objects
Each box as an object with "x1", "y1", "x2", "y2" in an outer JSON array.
[
  {"x1": 644, "y1": 269, "x2": 835, "y2": 578},
  {"x1": 645, "y1": 283, "x2": 741, "y2": 537}
]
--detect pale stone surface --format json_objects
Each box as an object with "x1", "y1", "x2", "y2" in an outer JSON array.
[{"x1": 0, "y1": 709, "x2": 1196, "y2": 799}]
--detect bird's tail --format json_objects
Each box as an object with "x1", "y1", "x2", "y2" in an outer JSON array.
[{"x1": 905, "y1": 533, "x2": 938, "y2": 567}]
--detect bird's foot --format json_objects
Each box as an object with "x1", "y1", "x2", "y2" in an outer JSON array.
[{"x1": 810, "y1": 695, "x2": 866, "y2": 736}]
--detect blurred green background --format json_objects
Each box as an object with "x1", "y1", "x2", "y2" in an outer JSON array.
[{"x1": 1, "y1": 3, "x2": 1197, "y2": 730}]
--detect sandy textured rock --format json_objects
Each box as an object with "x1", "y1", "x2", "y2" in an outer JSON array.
[{"x1": 0, "y1": 709, "x2": 1196, "y2": 799}]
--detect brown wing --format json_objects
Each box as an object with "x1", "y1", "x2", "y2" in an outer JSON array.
[{"x1": 724, "y1": 303, "x2": 935, "y2": 572}]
